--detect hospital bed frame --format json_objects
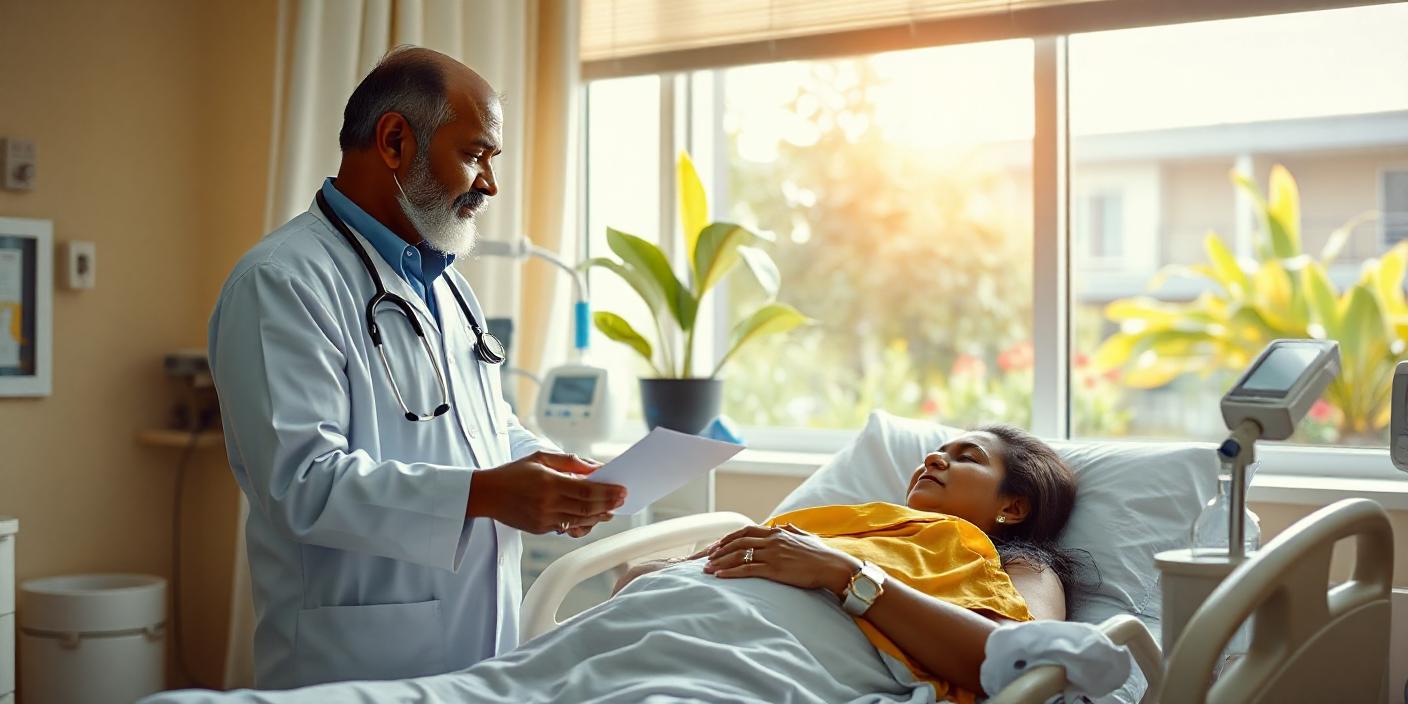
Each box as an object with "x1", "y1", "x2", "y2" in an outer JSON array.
[{"x1": 521, "y1": 498, "x2": 1393, "y2": 703}]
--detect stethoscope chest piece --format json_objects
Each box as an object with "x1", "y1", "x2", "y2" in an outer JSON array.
[{"x1": 476, "y1": 330, "x2": 507, "y2": 365}]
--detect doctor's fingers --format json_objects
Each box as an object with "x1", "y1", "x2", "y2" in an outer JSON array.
[
  {"x1": 533, "y1": 450, "x2": 602, "y2": 476},
  {"x1": 557, "y1": 473, "x2": 627, "y2": 507},
  {"x1": 551, "y1": 487, "x2": 622, "y2": 518}
]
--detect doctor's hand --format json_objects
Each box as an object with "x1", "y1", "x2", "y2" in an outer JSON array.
[{"x1": 467, "y1": 451, "x2": 626, "y2": 537}]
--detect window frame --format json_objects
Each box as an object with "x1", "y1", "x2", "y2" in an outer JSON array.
[{"x1": 580, "y1": 19, "x2": 1408, "y2": 484}]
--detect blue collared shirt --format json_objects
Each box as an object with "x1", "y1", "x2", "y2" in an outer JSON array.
[{"x1": 321, "y1": 177, "x2": 455, "y2": 319}]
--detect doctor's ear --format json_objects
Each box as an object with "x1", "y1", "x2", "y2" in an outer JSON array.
[{"x1": 373, "y1": 111, "x2": 415, "y2": 170}]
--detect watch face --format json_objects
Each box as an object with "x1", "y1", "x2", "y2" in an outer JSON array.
[{"x1": 853, "y1": 574, "x2": 880, "y2": 601}]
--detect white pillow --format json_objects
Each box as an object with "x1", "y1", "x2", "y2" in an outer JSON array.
[{"x1": 772, "y1": 410, "x2": 1219, "y2": 639}]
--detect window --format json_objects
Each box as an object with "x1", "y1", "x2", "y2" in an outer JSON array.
[
  {"x1": 584, "y1": 75, "x2": 664, "y2": 421},
  {"x1": 713, "y1": 41, "x2": 1034, "y2": 430},
  {"x1": 581, "y1": 3, "x2": 1408, "y2": 461},
  {"x1": 1074, "y1": 192, "x2": 1124, "y2": 260},
  {"x1": 1385, "y1": 169, "x2": 1408, "y2": 246},
  {"x1": 1070, "y1": 5, "x2": 1408, "y2": 447}
]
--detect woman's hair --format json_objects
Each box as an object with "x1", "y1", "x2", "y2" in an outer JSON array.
[{"x1": 974, "y1": 423, "x2": 1096, "y2": 604}]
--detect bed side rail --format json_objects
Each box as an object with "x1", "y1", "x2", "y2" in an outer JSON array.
[{"x1": 519, "y1": 511, "x2": 753, "y2": 641}]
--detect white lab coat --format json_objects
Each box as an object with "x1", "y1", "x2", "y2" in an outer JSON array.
[{"x1": 209, "y1": 200, "x2": 550, "y2": 689}]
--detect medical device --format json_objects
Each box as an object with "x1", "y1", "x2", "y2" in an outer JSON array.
[
  {"x1": 535, "y1": 365, "x2": 614, "y2": 455},
  {"x1": 474, "y1": 238, "x2": 617, "y2": 453},
  {"x1": 1216, "y1": 339, "x2": 1340, "y2": 559},
  {"x1": 1390, "y1": 361, "x2": 1408, "y2": 472},
  {"x1": 316, "y1": 192, "x2": 506, "y2": 423}
]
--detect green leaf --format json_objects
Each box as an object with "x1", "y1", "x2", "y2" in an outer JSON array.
[
  {"x1": 581, "y1": 257, "x2": 664, "y2": 318},
  {"x1": 1204, "y1": 232, "x2": 1249, "y2": 299},
  {"x1": 1091, "y1": 332, "x2": 1140, "y2": 372},
  {"x1": 735, "y1": 245, "x2": 781, "y2": 299},
  {"x1": 678, "y1": 152, "x2": 708, "y2": 263},
  {"x1": 1302, "y1": 262, "x2": 1341, "y2": 340},
  {"x1": 606, "y1": 227, "x2": 696, "y2": 330},
  {"x1": 592, "y1": 311, "x2": 657, "y2": 372},
  {"x1": 1372, "y1": 242, "x2": 1408, "y2": 319},
  {"x1": 692, "y1": 222, "x2": 753, "y2": 296},
  {"x1": 1266, "y1": 165, "x2": 1302, "y2": 259},
  {"x1": 1320, "y1": 211, "x2": 1377, "y2": 265},
  {"x1": 1339, "y1": 285, "x2": 1386, "y2": 366},
  {"x1": 712, "y1": 303, "x2": 810, "y2": 377}
]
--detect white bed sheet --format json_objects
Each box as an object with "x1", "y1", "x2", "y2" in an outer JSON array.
[{"x1": 141, "y1": 560, "x2": 945, "y2": 704}]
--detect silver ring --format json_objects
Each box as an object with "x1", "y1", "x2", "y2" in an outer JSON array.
[{"x1": 743, "y1": 547, "x2": 755, "y2": 564}]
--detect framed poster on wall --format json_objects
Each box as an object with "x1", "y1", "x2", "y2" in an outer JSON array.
[{"x1": 0, "y1": 217, "x2": 52, "y2": 397}]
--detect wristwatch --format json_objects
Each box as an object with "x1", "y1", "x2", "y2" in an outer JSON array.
[{"x1": 841, "y1": 561, "x2": 887, "y2": 616}]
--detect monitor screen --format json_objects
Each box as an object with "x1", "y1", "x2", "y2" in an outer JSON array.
[
  {"x1": 1240, "y1": 343, "x2": 1322, "y2": 394},
  {"x1": 549, "y1": 375, "x2": 598, "y2": 405}
]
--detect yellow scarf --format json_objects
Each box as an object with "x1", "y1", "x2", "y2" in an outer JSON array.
[{"x1": 767, "y1": 502, "x2": 1031, "y2": 703}]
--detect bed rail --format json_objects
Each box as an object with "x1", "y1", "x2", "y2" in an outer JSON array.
[
  {"x1": 985, "y1": 613, "x2": 1163, "y2": 704},
  {"x1": 1161, "y1": 497, "x2": 1394, "y2": 704},
  {"x1": 520, "y1": 511, "x2": 753, "y2": 641}
]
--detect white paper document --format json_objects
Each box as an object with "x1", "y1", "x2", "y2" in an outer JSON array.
[{"x1": 587, "y1": 427, "x2": 745, "y2": 515}]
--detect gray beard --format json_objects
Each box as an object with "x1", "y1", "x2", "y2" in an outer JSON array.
[{"x1": 395, "y1": 154, "x2": 479, "y2": 257}]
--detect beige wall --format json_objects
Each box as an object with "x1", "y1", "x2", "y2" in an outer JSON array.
[
  {"x1": 715, "y1": 472, "x2": 1408, "y2": 587},
  {"x1": 0, "y1": 0, "x2": 276, "y2": 689}
]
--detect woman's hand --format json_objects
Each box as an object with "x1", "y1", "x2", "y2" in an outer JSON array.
[{"x1": 704, "y1": 524, "x2": 862, "y2": 597}]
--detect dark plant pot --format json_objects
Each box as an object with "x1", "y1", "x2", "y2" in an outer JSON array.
[{"x1": 639, "y1": 378, "x2": 723, "y2": 435}]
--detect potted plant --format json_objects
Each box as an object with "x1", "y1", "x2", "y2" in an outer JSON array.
[{"x1": 583, "y1": 153, "x2": 810, "y2": 434}]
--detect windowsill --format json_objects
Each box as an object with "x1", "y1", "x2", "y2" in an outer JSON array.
[{"x1": 709, "y1": 448, "x2": 1408, "y2": 511}]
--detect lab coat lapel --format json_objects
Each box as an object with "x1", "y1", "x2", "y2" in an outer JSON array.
[{"x1": 432, "y1": 280, "x2": 496, "y2": 471}]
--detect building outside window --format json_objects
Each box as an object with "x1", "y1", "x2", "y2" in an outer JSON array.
[{"x1": 582, "y1": 3, "x2": 1408, "y2": 459}]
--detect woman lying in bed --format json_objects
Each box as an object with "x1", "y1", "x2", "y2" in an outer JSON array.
[
  {"x1": 616, "y1": 423, "x2": 1079, "y2": 699},
  {"x1": 145, "y1": 424, "x2": 1077, "y2": 704}
]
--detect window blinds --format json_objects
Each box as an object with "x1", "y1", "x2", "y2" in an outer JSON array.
[{"x1": 581, "y1": 0, "x2": 1391, "y2": 78}]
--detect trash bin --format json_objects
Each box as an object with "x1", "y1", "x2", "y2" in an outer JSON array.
[
  {"x1": 1, "y1": 517, "x2": 17, "y2": 704},
  {"x1": 19, "y1": 574, "x2": 166, "y2": 704}
]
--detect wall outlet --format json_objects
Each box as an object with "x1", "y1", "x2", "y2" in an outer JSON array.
[
  {"x1": 63, "y1": 241, "x2": 96, "y2": 289},
  {"x1": 1, "y1": 138, "x2": 36, "y2": 191}
]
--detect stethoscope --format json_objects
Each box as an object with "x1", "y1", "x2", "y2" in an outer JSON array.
[{"x1": 315, "y1": 190, "x2": 506, "y2": 423}]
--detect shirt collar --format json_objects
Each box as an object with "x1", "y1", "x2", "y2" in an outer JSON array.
[{"x1": 320, "y1": 178, "x2": 455, "y2": 286}]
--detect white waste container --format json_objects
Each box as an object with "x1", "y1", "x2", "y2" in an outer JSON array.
[
  {"x1": 1, "y1": 516, "x2": 17, "y2": 704},
  {"x1": 19, "y1": 574, "x2": 166, "y2": 704}
]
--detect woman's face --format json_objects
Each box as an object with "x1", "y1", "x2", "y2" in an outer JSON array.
[{"x1": 905, "y1": 431, "x2": 1018, "y2": 532}]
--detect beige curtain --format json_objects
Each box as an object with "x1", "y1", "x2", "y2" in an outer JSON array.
[{"x1": 226, "y1": 0, "x2": 579, "y2": 687}]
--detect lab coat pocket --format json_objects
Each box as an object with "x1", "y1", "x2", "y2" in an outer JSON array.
[{"x1": 294, "y1": 599, "x2": 446, "y2": 685}]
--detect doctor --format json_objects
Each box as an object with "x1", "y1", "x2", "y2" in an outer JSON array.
[{"x1": 209, "y1": 46, "x2": 626, "y2": 689}]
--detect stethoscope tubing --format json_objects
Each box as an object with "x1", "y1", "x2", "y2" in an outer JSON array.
[{"x1": 315, "y1": 190, "x2": 505, "y2": 430}]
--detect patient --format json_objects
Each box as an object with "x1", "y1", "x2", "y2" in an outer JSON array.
[
  {"x1": 145, "y1": 424, "x2": 1077, "y2": 704},
  {"x1": 617, "y1": 423, "x2": 1079, "y2": 700}
]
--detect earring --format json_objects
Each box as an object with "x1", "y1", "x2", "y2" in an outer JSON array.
[{"x1": 996, "y1": 516, "x2": 1007, "y2": 524}]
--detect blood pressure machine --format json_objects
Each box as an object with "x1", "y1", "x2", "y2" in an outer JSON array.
[{"x1": 476, "y1": 238, "x2": 616, "y2": 454}]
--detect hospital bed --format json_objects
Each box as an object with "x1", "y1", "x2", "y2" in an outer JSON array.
[{"x1": 522, "y1": 412, "x2": 1396, "y2": 703}]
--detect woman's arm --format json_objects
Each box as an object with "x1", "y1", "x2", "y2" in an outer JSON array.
[
  {"x1": 706, "y1": 525, "x2": 1065, "y2": 695},
  {"x1": 1005, "y1": 562, "x2": 1065, "y2": 621}
]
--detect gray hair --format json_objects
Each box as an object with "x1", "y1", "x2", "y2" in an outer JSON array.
[{"x1": 339, "y1": 46, "x2": 456, "y2": 155}]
